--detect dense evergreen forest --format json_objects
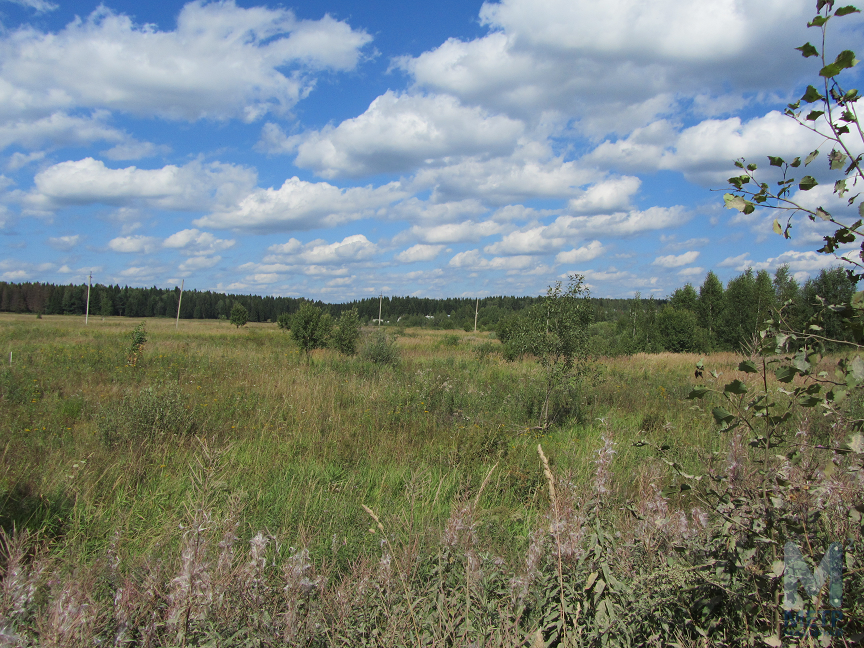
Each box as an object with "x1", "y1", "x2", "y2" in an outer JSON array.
[{"x1": 0, "y1": 265, "x2": 857, "y2": 354}]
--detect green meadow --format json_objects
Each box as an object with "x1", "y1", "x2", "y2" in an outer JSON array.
[{"x1": 0, "y1": 314, "x2": 860, "y2": 646}]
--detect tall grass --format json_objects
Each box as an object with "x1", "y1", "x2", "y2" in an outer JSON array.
[{"x1": 0, "y1": 314, "x2": 860, "y2": 645}]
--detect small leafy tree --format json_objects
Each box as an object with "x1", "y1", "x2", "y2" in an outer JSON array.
[
  {"x1": 330, "y1": 308, "x2": 361, "y2": 355},
  {"x1": 127, "y1": 322, "x2": 147, "y2": 366},
  {"x1": 276, "y1": 312, "x2": 291, "y2": 330},
  {"x1": 656, "y1": 306, "x2": 701, "y2": 352},
  {"x1": 230, "y1": 303, "x2": 248, "y2": 328},
  {"x1": 290, "y1": 302, "x2": 332, "y2": 354},
  {"x1": 498, "y1": 274, "x2": 593, "y2": 429}
]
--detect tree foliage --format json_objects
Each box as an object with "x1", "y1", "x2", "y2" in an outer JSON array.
[
  {"x1": 723, "y1": 0, "x2": 864, "y2": 283},
  {"x1": 229, "y1": 303, "x2": 248, "y2": 328},
  {"x1": 290, "y1": 302, "x2": 332, "y2": 354},
  {"x1": 498, "y1": 274, "x2": 593, "y2": 428},
  {"x1": 330, "y1": 308, "x2": 362, "y2": 356}
]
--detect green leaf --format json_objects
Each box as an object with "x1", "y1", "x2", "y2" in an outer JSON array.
[
  {"x1": 712, "y1": 407, "x2": 735, "y2": 424},
  {"x1": 829, "y1": 388, "x2": 847, "y2": 404},
  {"x1": 687, "y1": 386, "x2": 710, "y2": 399},
  {"x1": 820, "y1": 63, "x2": 843, "y2": 78},
  {"x1": 768, "y1": 156, "x2": 785, "y2": 167},
  {"x1": 808, "y1": 15, "x2": 829, "y2": 26},
  {"x1": 834, "y1": 49, "x2": 859, "y2": 69},
  {"x1": 724, "y1": 379, "x2": 748, "y2": 394},
  {"x1": 835, "y1": 179, "x2": 848, "y2": 196},
  {"x1": 804, "y1": 149, "x2": 820, "y2": 165},
  {"x1": 801, "y1": 86, "x2": 824, "y2": 103},
  {"x1": 724, "y1": 193, "x2": 751, "y2": 211},
  {"x1": 796, "y1": 42, "x2": 820, "y2": 57},
  {"x1": 738, "y1": 360, "x2": 758, "y2": 373},
  {"x1": 790, "y1": 156, "x2": 801, "y2": 167},
  {"x1": 799, "y1": 176, "x2": 819, "y2": 191},
  {"x1": 773, "y1": 219, "x2": 782, "y2": 234},
  {"x1": 816, "y1": 207, "x2": 831, "y2": 220},
  {"x1": 793, "y1": 355, "x2": 811, "y2": 373},
  {"x1": 775, "y1": 366, "x2": 797, "y2": 383},
  {"x1": 829, "y1": 149, "x2": 848, "y2": 169},
  {"x1": 806, "y1": 110, "x2": 825, "y2": 121},
  {"x1": 799, "y1": 395, "x2": 822, "y2": 407},
  {"x1": 834, "y1": 5, "x2": 861, "y2": 16}
]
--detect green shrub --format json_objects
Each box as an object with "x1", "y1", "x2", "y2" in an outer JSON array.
[
  {"x1": 230, "y1": 303, "x2": 248, "y2": 328},
  {"x1": 127, "y1": 322, "x2": 147, "y2": 366},
  {"x1": 330, "y1": 308, "x2": 361, "y2": 355},
  {"x1": 98, "y1": 386, "x2": 199, "y2": 446},
  {"x1": 360, "y1": 330, "x2": 399, "y2": 366},
  {"x1": 440, "y1": 334, "x2": 460, "y2": 347},
  {"x1": 472, "y1": 341, "x2": 497, "y2": 361},
  {"x1": 290, "y1": 302, "x2": 332, "y2": 353}
]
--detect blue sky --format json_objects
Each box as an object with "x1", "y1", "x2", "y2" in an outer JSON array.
[{"x1": 0, "y1": 0, "x2": 861, "y2": 300}]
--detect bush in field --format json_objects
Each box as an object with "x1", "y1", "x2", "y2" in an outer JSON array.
[
  {"x1": 98, "y1": 387, "x2": 198, "y2": 445},
  {"x1": 126, "y1": 322, "x2": 147, "y2": 366},
  {"x1": 229, "y1": 303, "x2": 248, "y2": 328},
  {"x1": 440, "y1": 333, "x2": 460, "y2": 347},
  {"x1": 330, "y1": 308, "x2": 361, "y2": 355},
  {"x1": 290, "y1": 302, "x2": 332, "y2": 353},
  {"x1": 497, "y1": 274, "x2": 593, "y2": 428},
  {"x1": 360, "y1": 329, "x2": 399, "y2": 365},
  {"x1": 276, "y1": 312, "x2": 291, "y2": 330}
]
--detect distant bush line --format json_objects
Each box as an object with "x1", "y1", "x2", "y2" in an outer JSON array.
[{"x1": 0, "y1": 264, "x2": 857, "y2": 354}]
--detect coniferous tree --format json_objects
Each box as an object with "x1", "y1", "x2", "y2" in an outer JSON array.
[
  {"x1": 719, "y1": 269, "x2": 757, "y2": 351},
  {"x1": 697, "y1": 271, "x2": 725, "y2": 345},
  {"x1": 669, "y1": 284, "x2": 698, "y2": 312},
  {"x1": 753, "y1": 269, "x2": 776, "y2": 334}
]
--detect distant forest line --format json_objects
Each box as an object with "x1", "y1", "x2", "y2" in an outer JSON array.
[{"x1": 0, "y1": 265, "x2": 858, "y2": 354}]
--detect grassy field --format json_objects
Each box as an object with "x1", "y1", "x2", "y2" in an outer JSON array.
[{"x1": 0, "y1": 313, "x2": 860, "y2": 646}]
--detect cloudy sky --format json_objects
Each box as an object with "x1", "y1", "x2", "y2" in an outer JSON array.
[{"x1": 0, "y1": 0, "x2": 861, "y2": 299}]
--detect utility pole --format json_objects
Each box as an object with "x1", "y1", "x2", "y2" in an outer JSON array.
[
  {"x1": 85, "y1": 273, "x2": 92, "y2": 325},
  {"x1": 378, "y1": 292, "x2": 383, "y2": 326},
  {"x1": 474, "y1": 297, "x2": 479, "y2": 332},
  {"x1": 175, "y1": 280, "x2": 184, "y2": 330}
]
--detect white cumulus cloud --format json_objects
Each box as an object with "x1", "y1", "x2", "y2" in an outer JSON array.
[
  {"x1": 47, "y1": 234, "x2": 80, "y2": 250},
  {"x1": 163, "y1": 229, "x2": 235, "y2": 255},
  {"x1": 289, "y1": 91, "x2": 525, "y2": 178},
  {"x1": 108, "y1": 235, "x2": 159, "y2": 254},
  {"x1": 555, "y1": 240, "x2": 604, "y2": 264},
  {"x1": 395, "y1": 244, "x2": 445, "y2": 263},
  {"x1": 25, "y1": 157, "x2": 257, "y2": 213},
  {"x1": 0, "y1": 2, "x2": 373, "y2": 124},
  {"x1": 196, "y1": 177, "x2": 406, "y2": 232},
  {"x1": 653, "y1": 250, "x2": 700, "y2": 268}
]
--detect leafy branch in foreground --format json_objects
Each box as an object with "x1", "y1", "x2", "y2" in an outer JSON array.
[{"x1": 723, "y1": 1, "x2": 864, "y2": 282}]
